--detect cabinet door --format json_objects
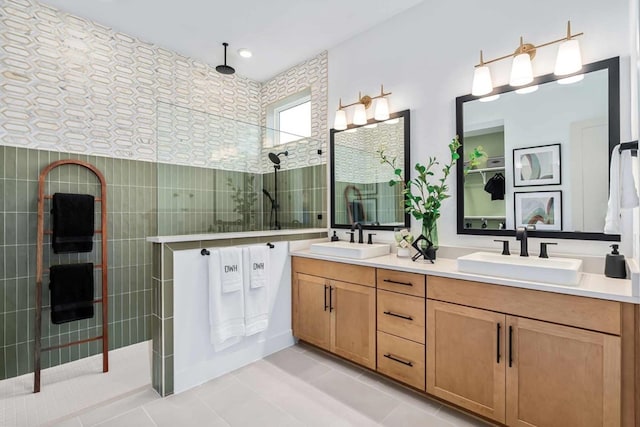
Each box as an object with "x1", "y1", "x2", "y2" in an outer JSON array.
[
  {"x1": 427, "y1": 300, "x2": 506, "y2": 423},
  {"x1": 506, "y1": 316, "x2": 621, "y2": 427},
  {"x1": 331, "y1": 280, "x2": 376, "y2": 369},
  {"x1": 294, "y1": 273, "x2": 331, "y2": 351}
]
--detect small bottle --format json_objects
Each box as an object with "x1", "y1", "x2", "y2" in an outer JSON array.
[
  {"x1": 330, "y1": 231, "x2": 340, "y2": 241},
  {"x1": 604, "y1": 244, "x2": 627, "y2": 279}
]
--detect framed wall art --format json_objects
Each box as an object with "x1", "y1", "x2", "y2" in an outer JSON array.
[{"x1": 513, "y1": 143, "x2": 561, "y2": 187}]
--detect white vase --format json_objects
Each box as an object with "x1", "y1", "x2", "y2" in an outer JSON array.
[{"x1": 397, "y1": 247, "x2": 411, "y2": 258}]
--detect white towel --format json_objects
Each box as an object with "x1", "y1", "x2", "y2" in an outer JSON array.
[
  {"x1": 208, "y1": 249, "x2": 245, "y2": 351},
  {"x1": 243, "y1": 247, "x2": 269, "y2": 336},
  {"x1": 219, "y1": 247, "x2": 243, "y2": 293},
  {"x1": 248, "y1": 245, "x2": 269, "y2": 289},
  {"x1": 605, "y1": 145, "x2": 639, "y2": 234}
]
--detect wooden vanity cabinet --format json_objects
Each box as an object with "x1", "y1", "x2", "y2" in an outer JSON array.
[
  {"x1": 427, "y1": 276, "x2": 623, "y2": 427},
  {"x1": 292, "y1": 257, "x2": 376, "y2": 369}
]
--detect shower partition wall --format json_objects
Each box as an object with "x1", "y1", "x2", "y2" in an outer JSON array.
[{"x1": 156, "y1": 102, "x2": 326, "y2": 235}]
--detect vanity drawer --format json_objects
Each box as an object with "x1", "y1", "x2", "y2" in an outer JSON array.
[
  {"x1": 377, "y1": 331, "x2": 425, "y2": 391},
  {"x1": 377, "y1": 290, "x2": 425, "y2": 344},
  {"x1": 377, "y1": 269, "x2": 425, "y2": 297}
]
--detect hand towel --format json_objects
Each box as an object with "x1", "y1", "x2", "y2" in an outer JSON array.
[
  {"x1": 52, "y1": 193, "x2": 95, "y2": 254},
  {"x1": 242, "y1": 248, "x2": 269, "y2": 336},
  {"x1": 208, "y1": 249, "x2": 245, "y2": 351},
  {"x1": 248, "y1": 245, "x2": 269, "y2": 289},
  {"x1": 49, "y1": 263, "x2": 94, "y2": 324},
  {"x1": 218, "y1": 247, "x2": 243, "y2": 293},
  {"x1": 605, "y1": 146, "x2": 639, "y2": 234}
]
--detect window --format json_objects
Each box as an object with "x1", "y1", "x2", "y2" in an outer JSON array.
[{"x1": 267, "y1": 89, "x2": 311, "y2": 146}]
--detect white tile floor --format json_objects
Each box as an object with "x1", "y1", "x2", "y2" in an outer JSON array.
[{"x1": 36, "y1": 342, "x2": 491, "y2": 427}]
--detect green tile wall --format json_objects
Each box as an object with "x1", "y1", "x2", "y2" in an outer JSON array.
[{"x1": 0, "y1": 146, "x2": 157, "y2": 381}]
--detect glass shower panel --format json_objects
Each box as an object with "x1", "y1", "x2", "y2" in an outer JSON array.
[{"x1": 156, "y1": 102, "x2": 326, "y2": 235}]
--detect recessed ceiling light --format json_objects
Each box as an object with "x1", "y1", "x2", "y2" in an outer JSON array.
[{"x1": 238, "y1": 48, "x2": 252, "y2": 58}]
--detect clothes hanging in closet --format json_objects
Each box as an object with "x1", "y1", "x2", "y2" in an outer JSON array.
[{"x1": 484, "y1": 173, "x2": 505, "y2": 200}]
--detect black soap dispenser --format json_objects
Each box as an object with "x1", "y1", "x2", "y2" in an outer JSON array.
[
  {"x1": 604, "y1": 244, "x2": 627, "y2": 279},
  {"x1": 331, "y1": 231, "x2": 340, "y2": 242}
]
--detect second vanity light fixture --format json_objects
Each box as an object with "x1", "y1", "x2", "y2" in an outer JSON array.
[
  {"x1": 334, "y1": 85, "x2": 392, "y2": 130},
  {"x1": 472, "y1": 21, "x2": 584, "y2": 98}
]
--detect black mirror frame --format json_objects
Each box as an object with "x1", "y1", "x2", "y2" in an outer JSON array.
[
  {"x1": 455, "y1": 56, "x2": 621, "y2": 241},
  {"x1": 330, "y1": 109, "x2": 411, "y2": 231}
]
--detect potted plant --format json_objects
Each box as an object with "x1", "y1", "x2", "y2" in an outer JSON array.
[
  {"x1": 464, "y1": 145, "x2": 488, "y2": 173},
  {"x1": 379, "y1": 136, "x2": 461, "y2": 260}
]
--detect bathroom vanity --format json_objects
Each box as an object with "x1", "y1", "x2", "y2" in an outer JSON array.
[{"x1": 291, "y1": 251, "x2": 640, "y2": 426}]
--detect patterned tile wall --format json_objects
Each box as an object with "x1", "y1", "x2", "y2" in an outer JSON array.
[
  {"x1": 260, "y1": 52, "x2": 329, "y2": 174},
  {"x1": 0, "y1": 146, "x2": 156, "y2": 381}
]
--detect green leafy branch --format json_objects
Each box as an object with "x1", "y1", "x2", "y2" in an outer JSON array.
[{"x1": 378, "y1": 136, "x2": 461, "y2": 225}]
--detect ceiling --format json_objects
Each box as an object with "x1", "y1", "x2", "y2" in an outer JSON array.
[{"x1": 41, "y1": 0, "x2": 424, "y2": 82}]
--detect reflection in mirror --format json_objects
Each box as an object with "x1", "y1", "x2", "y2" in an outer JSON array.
[
  {"x1": 456, "y1": 57, "x2": 620, "y2": 240},
  {"x1": 331, "y1": 110, "x2": 410, "y2": 230}
]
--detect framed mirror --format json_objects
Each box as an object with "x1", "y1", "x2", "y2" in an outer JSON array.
[
  {"x1": 456, "y1": 57, "x2": 620, "y2": 241},
  {"x1": 330, "y1": 109, "x2": 410, "y2": 230}
]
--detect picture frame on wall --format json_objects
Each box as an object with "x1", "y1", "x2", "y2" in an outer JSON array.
[
  {"x1": 514, "y1": 191, "x2": 562, "y2": 231},
  {"x1": 513, "y1": 143, "x2": 561, "y2": 187}
]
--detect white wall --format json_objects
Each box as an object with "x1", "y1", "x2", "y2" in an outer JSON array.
[{"x1": 329, "y1": 0, "x2": 634, "y2": 256}]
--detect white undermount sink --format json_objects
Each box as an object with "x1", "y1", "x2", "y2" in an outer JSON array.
[
  {"x1": 310, "y1": 241, "x2": 390, "y2": 259},
  {"x1": 457, "y1": 251, "x2": 583, "y2": 286}
]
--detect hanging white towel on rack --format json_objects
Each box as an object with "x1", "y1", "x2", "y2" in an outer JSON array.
[
  {"x1": 208, "y1": 249, "x2": 245, "y2": 351},
  {"x1": 243, "y1": 247, "x2": 269, "y2": 336},
  {"x1": 219, "y1": 247, "x2": 243, "y2": 293},
  {"x1": 248, "y1": 245, "x2": 269, "y2": 289},
  {"x1": 605, "y1": 145, "x2": 639, "y2": 234}
]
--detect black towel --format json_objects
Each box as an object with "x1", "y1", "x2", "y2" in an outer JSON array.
[
  {"x1": 49, "y1": 263, "x2": 95, "y2": 324},
  {"x1": 52, "y1": 193, "x2": 95, "y2": 253}
]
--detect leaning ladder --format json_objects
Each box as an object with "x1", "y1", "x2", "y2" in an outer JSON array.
[{"x1": 34, "y1": 159, "x2": 109, "y2": 393}]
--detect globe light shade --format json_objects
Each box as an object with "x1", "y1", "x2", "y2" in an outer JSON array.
[
  {"x1": 374, "y1": 97, "x2": 390, "y2": 121},
  {"x1": 334, "y1": 109, "x2": 347, "y2": 130},
  {"x1": 510, "y1": 53, "x2": 534, "y2": 87},
  {"x1": 472, "y1": 65, "x2": 493, "y2": 96},
  {"x1": 554, "y1": 39, "x2": 582, "y2": 76},
  {"x1": 353, "y1": 103, "x2": 367, "y2": 125}
]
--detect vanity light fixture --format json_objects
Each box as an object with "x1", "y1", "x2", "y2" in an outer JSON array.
[
  {"x1": 471, "y1": 21, "x2": 583, "y2": 97},
  {"x1": 333, "y1": 84, "x2": 392, "y2": 130}
]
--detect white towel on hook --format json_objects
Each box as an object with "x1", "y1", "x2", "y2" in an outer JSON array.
[
  {"x1": 248, "y1": 245, "x2": 269, "y2": 289},
  {"x1": 243, "y1": 247, "x2": 269, "y2": 336},
  {"x1": 605, "y1": 145, "x2": 639, "y2": 234},
  {"x1": 208, "y1": 249, "x2": 245, "y2": 351},
  {"x1": 219, "y1": 247, "x2": 243, "y2": 293}
]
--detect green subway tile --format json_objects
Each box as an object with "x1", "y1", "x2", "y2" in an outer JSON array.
[
  {"x1": 162, "y1": 246, "x2": 173, "y2": 281},
  {"x1": 163, "y1": 355, "x2": 174, "y2": 396},
  {"x1": 162, "y1": 280, "x2": 173, "y2": 319},
  {"x1": 4, "y1": 346, "x2": 18, "y2": 378},
  {"x1": 163, "y1": 317, "x2": 173, "y2": 357},
  {"x1": 152, "y1": 350, "x2": 162, "y2": 394},
  {"x1": 151, "y1": 315, "x2": 161, "y2": 353}
]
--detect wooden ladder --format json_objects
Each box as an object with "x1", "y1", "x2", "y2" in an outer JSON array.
[{"x1": 34, "y1": 159, "x2": 109, "y2": 393}]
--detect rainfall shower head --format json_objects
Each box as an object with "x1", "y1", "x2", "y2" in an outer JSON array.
[
  {"x1": 268, "y1": 151, "x2": 288, "y2": 165},
  {"x1": 215, "y1": 42, "x2": 236, "y2": 75}
]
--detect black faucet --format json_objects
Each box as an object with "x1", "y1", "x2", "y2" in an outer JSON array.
[
  {"x1": 351, "y1": 222, "x2": 364, "y2": 244},
  {"x1": 515, "y1": 226, "x2": 528, "y2": 257}
]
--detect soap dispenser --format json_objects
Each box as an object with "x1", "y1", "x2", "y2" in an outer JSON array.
[
  {"x1": 330, "y1": 231, "x2": 340, "y2": 242},
  {"x1": 604, "y1": 244, "x2": 627, "y2": 279}
]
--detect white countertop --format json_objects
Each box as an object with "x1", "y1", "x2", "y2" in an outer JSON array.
[
  {"x1": 291, "y1": 249, "x2": 640, "y2": 304},
  {"x1": 147, "y1": 228, "x2": 328, "y2": 243}
]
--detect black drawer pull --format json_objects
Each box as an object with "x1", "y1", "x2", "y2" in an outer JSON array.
[
  {"x1": 323, "y1": 285, "x2": 328, "y2": 312},
  {"x1": 496, "y1": 323, "x2": 501, "y2": 364},
  {"x1": 383, "y1": 279, "x2": 413, "y2": 287},
  {"x1": 383, "y1": 311, "x2": 413, "y2": 321},
  {"x1": 383, "y1": 353, "x2": 413, "y2": 367},
  {"x1": 508, "y1": 325, "x2": 513, "y2": 367}
]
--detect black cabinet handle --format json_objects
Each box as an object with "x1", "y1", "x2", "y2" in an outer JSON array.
[
  {"x1": 496, "y1": 323, "x2": 501, "y2": 364},
  {"x1": 329, "y1": 286, "x2": 333, "y2": 312},
  {"x1": 508, "y1": 325, "x2": 513, "y2": 367},
  {"x1": 383, "y1": 279, "x2": 413, "y2": 287},
  {"x1": 383, "y1": 353, "x2": 413, "y2": 367},
  {"x1": 383, "y1": 311, "x2": 413, "y2": 321},
  {"x1": 323, "y1": 284, "x2": 328, "y2": 312}
]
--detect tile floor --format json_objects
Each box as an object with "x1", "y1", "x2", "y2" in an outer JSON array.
[
  {"x1": 42, "y1": 342, "x2": 492, "y2": 427},
  {"x1": 0, "y1": 342, "x2": 487, "y2": 427}
]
